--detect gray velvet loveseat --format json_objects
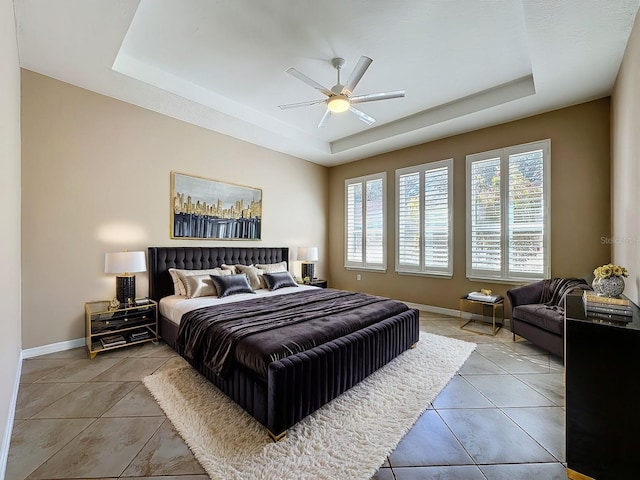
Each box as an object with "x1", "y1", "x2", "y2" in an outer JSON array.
[{"x1": 507, "y1": 278, "x2": 591, "y2": 358}]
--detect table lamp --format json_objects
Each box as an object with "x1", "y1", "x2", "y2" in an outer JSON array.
[
  {"x1": 298, "y1": 246, "x2": 318, "y2": 283},
  {"x1": 104, "y1": 250, "x2": 146, "y2": 306}
]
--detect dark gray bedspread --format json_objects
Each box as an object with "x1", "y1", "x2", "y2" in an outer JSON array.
[{"x1": 176, "y1": 288, "x2": 409, "y2": 379}]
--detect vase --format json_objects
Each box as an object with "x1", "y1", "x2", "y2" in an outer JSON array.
[{"x1": 592, "y1": 276, "x2": 625, "y2": 297}]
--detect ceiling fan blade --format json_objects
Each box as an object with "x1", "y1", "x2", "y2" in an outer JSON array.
[
  {"x1": 349, "y1": 106, "x2": 376, "y2": 125},
  {"x1": 341, "y1": 56, "x2": 373, "y2": 96},
  {"x1": 286, "y1": 68, "x2": 333, "y2": 97},
  {"x1": 318, "y1": 109, "x2": 331, "y2": 128},
  {"x1": 278, "y1": 99, "x2": 327, "y2": 110},
  {"x1": 350, "y1": 90, "x2": 405, "y2": 104}
]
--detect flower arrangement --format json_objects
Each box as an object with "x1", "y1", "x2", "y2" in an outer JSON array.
[{"x1": 593, "y1": 263, "x2": 628, "y2": 280}]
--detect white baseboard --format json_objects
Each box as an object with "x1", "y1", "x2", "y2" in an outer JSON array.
[
  {"x1": 1, "y1": 338, "x2": 85, "y2": 475},
  {"x1": 402, "y1": 301, "x2": 472, "y2": 319},
  {"x1": 403, "y1": 301, "x2": 512, "y2": 325},
  {"x1": 22, "y1": 337, "x2": 85, "y2": 359},
  {"x1": 0, "y1": 351, "x2": 22, "y2": 480}
]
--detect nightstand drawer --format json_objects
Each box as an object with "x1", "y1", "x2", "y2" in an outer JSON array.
[{"x1": 91, "y1": 308, "x2": 154, "y2": 333}]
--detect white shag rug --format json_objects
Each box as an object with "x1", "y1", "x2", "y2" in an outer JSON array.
[{"x1": 143, "y1": 332, "x2": 476, "y2": 480}]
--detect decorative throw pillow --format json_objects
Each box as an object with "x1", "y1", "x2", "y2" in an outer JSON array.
[
  {"x1": 168, "y1": 268, "x2": 183, "y2": 295},
  {"x1": 263, "y1": 271, "x2": 298, "y2": 291},
  {"x1": 234, "y1": 264, "x2": 266, "y2": 290},
  {"x1": 172, "y1": 268, "x2": 228, "y2": 296},
  {"x1": 183, "y1": 274, "x2": 217, "y2": 299},
  {"x1": 210, "y1": 273, "x2": 255, "y2": 298},
  {"x1": 182, "y1": 269, "x2": 233, "y2": 298},
  {"x1": 255, "y1": 261, "x2": 288, "y2": 274},
  {"x1": 220, "y1": 264, "x2": 238, "y2": 274}
]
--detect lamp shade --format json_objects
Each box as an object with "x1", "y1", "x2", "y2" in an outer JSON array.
[
  {"x1": 297, "y1": 247, "x2": 319, "y2": 262},
  {"x1": 104, "y1": 251, "x2": 146, "y2": 274}
]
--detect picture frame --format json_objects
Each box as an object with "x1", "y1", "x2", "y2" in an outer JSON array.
[{"x1": 171, "y1": 171, "x2": 262, "y2": 240}]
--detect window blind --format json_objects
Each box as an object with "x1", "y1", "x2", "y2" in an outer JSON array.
[
  {"x1": 346, "y1": 182, "x2": 362, "y2": 264},
  {"x1": 398, "y1": 172, "x2": 420, "y2": 266},
  {"x1": 365, "y1": 178, "x2": 384, "y2": 264},
  {"x1": 345, "y1": 173, "x2": 386, "y2": 270},
  {"x1": 396, "y1": 159, "x2": 453, "y2": 276},
  {"x1": 424, "y1": 166, "x2": 450, "y2": 269},
  {"x1": 508, "y1": 149, "x2": 544, "y2": 275},
  {"x1": 470, "y1": 157, "x2": 501, "y2": 272},
  {"x1": 466, "y1": 139, "x2": 550, "y2": 282}
]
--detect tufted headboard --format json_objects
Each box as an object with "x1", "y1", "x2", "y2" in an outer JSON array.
[{"x1": 147, "y1": 246, "x2": 290, "y2": 302}]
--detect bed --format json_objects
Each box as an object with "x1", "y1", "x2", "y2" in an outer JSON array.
[{"x1": 148, "y1": 246, "x2": 420, "y2": 440}]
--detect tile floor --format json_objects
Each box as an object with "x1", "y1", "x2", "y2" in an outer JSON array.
[{"x1": 7, "y1": 312, "x2": 566, "y2": 480}]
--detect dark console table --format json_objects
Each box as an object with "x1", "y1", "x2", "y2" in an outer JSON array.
[{"x1": 565, "y1": 292, "x2": 640, "y2": 480}]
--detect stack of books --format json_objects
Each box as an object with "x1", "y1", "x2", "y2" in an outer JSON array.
[
  {"x1": 100, "y1": 334, "x2": 126, "y2": 348},
  {"x1": 129, "y1": 330, "x2": 150, "y2": 342},
  {"x1": 466, "y1": 291, "x2": 503, "y2": 303},
  {"x1": 583, "y1": 291, "x2": 633, "y2": 322}
]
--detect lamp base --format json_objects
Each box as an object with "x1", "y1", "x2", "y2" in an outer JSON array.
[
  {"x1": 301, "y1": 263, "x2": 315, "y2": 282},
  {"x1": 116, "y1": 274, "x2": 136, "y2": 305}
]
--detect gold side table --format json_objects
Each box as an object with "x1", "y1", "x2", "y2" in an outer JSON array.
[
  {"x1": 459, "y1": 297, "x2": 504, "y2": 336},
  {"x1": 85, "y1": 298, "x2": 158, "y2": 359}
]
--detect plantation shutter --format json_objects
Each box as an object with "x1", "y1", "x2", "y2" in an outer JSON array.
[
  {"x1": 508, "y1": 148, "x2": 544, "y2": 275},
  {"x1": 346, "y1": 182, "x2": 363, "y2": 264},
  {"x1": 396, "y1": 159, "x2": 453, "y2": 276},
  {"x1": 345, "y1": 173, "x2": 386, "y2": 270},
  {"x1": 424, "y1": 166, "x2": 450, "y2": 269},
  {"x1": 365, "y1": 178, "x2": 384, "y2": 264},
  {"x1": 466, "y1": 139, "x2": 550, "y2": 281},
  {"x1": 469, "y1": 157, "x2": 501, "y2": 272},
  {"x1": 398, "y1": 172, "x2": 420, "y2": 267}
]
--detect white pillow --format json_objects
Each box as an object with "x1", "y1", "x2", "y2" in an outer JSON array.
[
  {"x1": 168, "y1": 268, "x2": 183, "y2": 295},
  {"x1": 255, "y1": 261, "x2": 288, "y2": 274},
  {"x1": 170, "y1": 268, "x2": 228, "y2": 296},
  {"x1": 221, "y1": 264, "x2": 238, "y2": 274}
]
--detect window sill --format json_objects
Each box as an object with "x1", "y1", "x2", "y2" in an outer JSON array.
[
  {"x1": 467, "y1": 276, "x2": 541, "y2": 285},
  {"x1": 396, "y1": 270, "x2": 453, "y2": 279},
  {"x1": 345, "y1": 266, "x2": 387, "y2": 273}
]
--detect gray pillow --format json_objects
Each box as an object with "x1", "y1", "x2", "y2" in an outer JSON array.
[
  {"x1": 263, "y1": 271, "x2": 298, "y2": 291},
  {"x1": 210, "y1": 273, "x2": 255, "y2": 298},
  {"x1": 234, "y1": 264, "x2": 266, "y2": 290}
]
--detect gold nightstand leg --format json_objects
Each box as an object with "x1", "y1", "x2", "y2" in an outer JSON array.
[{"x1": 566, "y1": 468, "x2": 595, "y2": 480}]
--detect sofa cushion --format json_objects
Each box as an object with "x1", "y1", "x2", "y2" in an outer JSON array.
[{"x1": 512, "y1": 304, "x2": 564, "y2": 336}]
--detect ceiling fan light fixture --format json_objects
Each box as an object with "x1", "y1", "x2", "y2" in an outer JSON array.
[
  {"x1": 281, "y1": 55, "x2": 403, "y2": 126},
  {"x1": 327, "y1": 94, "x2": 350, "y2": 113}
]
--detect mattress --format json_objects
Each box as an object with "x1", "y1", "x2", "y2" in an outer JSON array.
[{"x1": 159, "y1": 284, "x2": 319, "y2": 324}]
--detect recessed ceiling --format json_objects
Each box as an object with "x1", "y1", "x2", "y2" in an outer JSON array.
[{"x1": 15, "y1": 0, "x2": 640, "y2": 166}]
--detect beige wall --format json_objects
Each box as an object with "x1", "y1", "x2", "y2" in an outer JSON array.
[
  {"x1": 329, "y1": 99, "x2": 612, "y2": 311},
  {"x1": 21, "y1": 70, "x2": 328, "y2": 349},
  {"x1": 612, "y1": 11, "x2": 640, "y2": 304},
  {"x1": 0, "y1": 0, "x2": 23, "y2": 469}
]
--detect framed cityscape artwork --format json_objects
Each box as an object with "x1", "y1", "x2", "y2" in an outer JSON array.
[{"x1": 170, "y1": 171, "x2": 262, "y2": 240}]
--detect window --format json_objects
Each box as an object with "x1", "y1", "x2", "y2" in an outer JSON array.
[
  {"x1": 466, "y1": 139, "x2": 550, "y2": 282},
  {"x1": 345, "y1": 173, "x2": 386, "y2": 270},
  {"x1": 396, "y1": 159, "x2": 453, "y2": 277}
]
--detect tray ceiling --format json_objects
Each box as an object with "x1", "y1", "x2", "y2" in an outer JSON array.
[{"x1": 15, "y1": 0, "x2": 640, "y2": 166}]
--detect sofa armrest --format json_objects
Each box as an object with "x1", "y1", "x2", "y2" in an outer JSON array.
[{"x1": 507, "y1": 281, "x2": 545, "y2": 309}]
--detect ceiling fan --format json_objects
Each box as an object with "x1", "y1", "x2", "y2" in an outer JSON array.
[{"x1": 278, "y1": 56, "x2": 405, "y2": 128}]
